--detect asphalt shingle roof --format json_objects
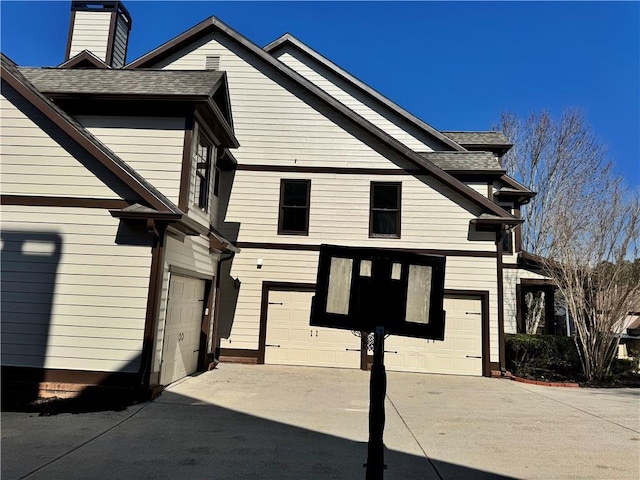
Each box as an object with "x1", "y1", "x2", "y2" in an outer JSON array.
[
  {"x1": 1, "y1": 55, "x2": 180, "y2": 213},
  {"x1": 418, "y1": 151, "x2": 503, "y2": 172},
  {"x1": 18, "y1": 68, "x2": 225, "y2": 97},
  {"x1": 441, "y1": 131, "x2": 511, "y2": 147}
]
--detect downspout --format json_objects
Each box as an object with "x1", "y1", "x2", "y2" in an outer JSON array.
[
  {"x1": 140, "y1": 219, "x2": 167, "y2": 392},
  {"x1": 210, "y1": 252, "x2": 235, "y2": 367},
  {"x1": 496, "y1": 228, "x2": 506, "y2": 373}
]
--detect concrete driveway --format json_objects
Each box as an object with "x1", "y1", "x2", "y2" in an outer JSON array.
[{"x1": 2, "y1": 364, "x2": 639, "y2": 479}]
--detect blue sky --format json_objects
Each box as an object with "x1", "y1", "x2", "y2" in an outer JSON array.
[{"x1": 2, "y1": 1, "x2": 638, "y2": 187}]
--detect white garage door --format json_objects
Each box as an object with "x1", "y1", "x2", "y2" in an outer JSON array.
[
  {"x1": 264, "y1": 290, "x2": 361, "y2": 369},
  {"x1": 160, "y1": 275, "x2": 207, "y2": 385},
  {"x1": 384, "y1": 295, "x2": 483, "y2": 376}
]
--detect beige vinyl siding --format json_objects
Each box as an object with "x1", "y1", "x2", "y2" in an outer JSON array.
[
  {"x1": 151, "y1": 234, "x2": 219, "y2": 374},
  {"x1": 467, "y1": 182, "x2": 490, "y2": 198},
  {"x1": 273, "y1": 48, "x2": 443, "y2": 152},
  {"x1": 1, "y1": 205, "x2": 151, "y2": 372},
  {"x1": 76, "y1": 116, "x2": 185, "y2": 206},
  {"x1": 111, "y1": 14, "x2": 129, "y2": 68},
  {"x1": 186, "y1": 124, "x2": 218, "y2": 228},
  {"x1": 154, "y1": 33, "x2": 416, "y2": 172},
  {"x1": 69, "y1": 11, "x2": 112, "y2": 62},
  {"x1": 222, "y1": 171, "x2": 492, "y2": 251},
  {"x1": 1, "y1": 84, "x2": 121, "y2": 199},
  {"x1": 219, "y1": 248, "x2": 500, "y2": 363},
  {"x1": 503, "y1": 268, "x2": 550, "y2": 334}
]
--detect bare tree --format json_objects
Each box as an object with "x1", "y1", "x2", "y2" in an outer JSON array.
[{"x1": 499, "y1": 109, "x2": 640, "y2": 380}]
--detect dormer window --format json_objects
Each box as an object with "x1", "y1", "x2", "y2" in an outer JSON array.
[{"x1": 195, "y1": 130, "x2": 213, "y2": 211}]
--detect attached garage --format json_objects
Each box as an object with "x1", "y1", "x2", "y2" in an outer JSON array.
[
  {"x1": 258, "y1": 285, "x2": 488, "y2": 376},
  {"x1": 384, "y1": 294, "x2": 487, "y2": 376},
  {"x1": 160, "y1": 275, "x2": 208, "y2": 385},
  {"x1": 262, "y1": 287, "x2": 361, "y2": 369}
]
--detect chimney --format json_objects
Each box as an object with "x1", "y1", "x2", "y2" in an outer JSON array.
[{"x1": 65, "y1": 1, "x2": 132, "y2": 68}]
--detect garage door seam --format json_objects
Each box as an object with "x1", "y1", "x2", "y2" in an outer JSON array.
[{"x1": 386, "y1": 393, "x2": 444, "y2": 480}]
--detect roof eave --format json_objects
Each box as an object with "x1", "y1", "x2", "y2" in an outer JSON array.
[
  {"x1": 110, "y1": 210, "x2": 209, "y2": 236},
  {"x1": 125, "y1": 17, "x2": 511, "y2": 219},
  {"x1": 0, "y1": 58, "x2": 176, "y2": 214},
  {"x1": 263, "y1": 34, "x2": 467, "y2": 153}
]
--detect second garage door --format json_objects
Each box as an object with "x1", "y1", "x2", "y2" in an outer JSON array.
[
  {"x1": 264, "y1": 289, "x2": 361, "y2": 369},
  {"x1": 384, "y1": 295, "x2": 484, "y2": 376},
  {"x1": 160, "y1": 275, "x2": 207, "y2": 385}
]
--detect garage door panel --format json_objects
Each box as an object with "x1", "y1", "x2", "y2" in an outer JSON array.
[
  {"x1": 265, "y1": 289, "x2": 360, "y2": 369},
  {"x1": 160, "y1": 275, "x2": 206, "y2": 385},
  {"x1": 385, "y1": 295, "x2": 483, "y2": 376}
]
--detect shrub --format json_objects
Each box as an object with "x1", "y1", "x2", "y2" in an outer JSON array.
[
  {"x1": 610, "y1": 357, "x2": 639, "y2": 375},
  {"x1": 505, "y1": 334, "x2": 582, "y2": 380}
]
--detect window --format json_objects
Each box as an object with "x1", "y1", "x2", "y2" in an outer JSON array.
[
  {"x1": 370, "y1": 182, "x2": 401, "y2": 237},
  {"x1": 501, "y1": 230, "x2": 513, "y2": 254},
  {"x1": 498, "y1": 204, "x2": 514, "y2": 254},
  {"x1": 278, "y1": 179, "x2": 311, "y2": 235},
  {"x1": 195, "y1": 131, "x2": 213, "y2": 211}
]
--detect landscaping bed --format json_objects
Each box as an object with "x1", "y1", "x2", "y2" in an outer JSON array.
[{"x1": 506, "y1": 334, "x2": 640, "y2": 388}]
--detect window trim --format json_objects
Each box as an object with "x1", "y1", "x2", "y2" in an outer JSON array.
[
  {"x1": 278, "y1": 179, "x2": 311, "y2": 236},
  {"x1": 194, "y1": 128, "x2": 214, "y2": 212},
  {"x1": 369, "y1": 181, "x2": 401, "y2": 238}
]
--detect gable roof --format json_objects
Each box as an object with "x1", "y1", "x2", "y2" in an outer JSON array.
[
  {"x1": 264, "y1": 33, "x2": 466, "y2": 153},
  {"x1": 441, "y1": 131, "x2": 513, "y2": 156},
  {"x1": 20, "y1": 68, "x2": 226, "y2": 97},
  {"x1": 58, "y1": 50, "x2": 110, "y2": 69},
  {"x1": 441, "y1": 131, "x2": 511, "y2": 148},
  {"x1": 494, "y1": 175, "x2": 536, "y2": 205},
  {"x1": 418, "y1": 151, "x2": 504, "y2": 173},
  {"x1": 1, "y1": 53, "x2": 179, "y2": 214},
  {"x1": 127, "y1": 17, "x2": 520, "y2": 225},
  {"x1": 19, "y1": 67, "x2": 238, "y2": 148}
]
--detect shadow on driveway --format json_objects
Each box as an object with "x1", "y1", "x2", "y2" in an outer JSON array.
[{"x1": 2, "y1": 387, "x2": 516, "y2": 480}]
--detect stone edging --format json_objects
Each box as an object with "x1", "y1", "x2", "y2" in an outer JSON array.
[{"x1": 513, "y1": 376, "x2": 580, "y2": 388}]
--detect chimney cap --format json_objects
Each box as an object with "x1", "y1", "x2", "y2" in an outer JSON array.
[{"x1": 71, "y1": 1, "x2": 131, "y2": 27}]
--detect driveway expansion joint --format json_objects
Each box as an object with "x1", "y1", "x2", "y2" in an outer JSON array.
[
  {"x1": 16, "y1": 402, "x2": 151, "y2": 480},
  {"x1": 386, "y1": 393, "x2": 444, "y2": 480}
]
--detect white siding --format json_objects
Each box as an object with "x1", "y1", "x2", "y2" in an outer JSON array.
[
  {"x1": 76, "y1": 116, "x2": 185, "y2": 206},
  {"x1": 151, "y1": 234, "x2": 219, "y2": 374},
  {"x1": 1, "y1": 85, "x2": 121, "y2": 199},
  {"x1": 1, "y1": 205, "x2": 151, "y2": 372},
  {"x1": 111, "y1": 14, "x2": 129, "y2": 68},
  {"x1": 222, "y1": 171, "x2": 492, "y2": 251},
  {"x1": 154, "y1": 33, "x2": 417, "y2": 172},
  {"x1": 185, "y1": 124, "x2": 219, "y2": 229},
  {"x1": 154, "y1": 31, "x2": 503, "y2": 366},
  {"x1": 69, "y1": 11, "x2": 112, "y2": 62},
  {"x1": 219, "y1": 248, "x2": 500, "y2": 363},
  {"x1": 273, "y1": 47, "x2": 445, "y2": 152},
  {"x1": 467, "y1": 182, "x2": 490, "y2": 198}
]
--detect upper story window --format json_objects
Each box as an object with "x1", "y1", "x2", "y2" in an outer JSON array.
[
  {"x1": 498, "y1": 203, "x2": 514, "y2": 254},
  {"x1": 278, "y1": 179, "x2": 311, "y2": 235},
  {"x1": 195, "y1": 129, "x2": 213, "y2": 212},
  {"x1": 370, "y1": 182, "x2": 401, "y2": 238}
]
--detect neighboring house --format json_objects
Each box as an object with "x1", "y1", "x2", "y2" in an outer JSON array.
[{"x1": 1, "y1": 1, "x2": 542, "y2": 401}]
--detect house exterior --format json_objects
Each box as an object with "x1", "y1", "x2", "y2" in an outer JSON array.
[
  {"x1": 1, "y1": 36, "x2": 239, "y2": 400},
  {"x1": 1, "y1": 1, "x2": 540, "y2": 401}
]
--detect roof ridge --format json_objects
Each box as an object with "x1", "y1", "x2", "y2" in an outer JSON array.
[
  {"x1": 125, "y1": 17, "x2": 518, "y2": 222},
  {"x1": 263, "y1": 32, "x2": 468, "y2": 153}
]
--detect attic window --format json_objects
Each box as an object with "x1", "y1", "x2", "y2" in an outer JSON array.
[{"x1": 205, "y1": 55, "x2": 220, "y2": 71}]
